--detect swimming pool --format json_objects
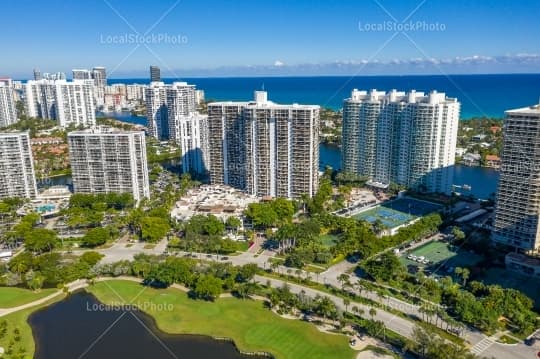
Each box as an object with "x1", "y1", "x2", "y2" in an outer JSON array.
[{"x1": 37, "y1": 204, "x2": 56, "y2": 213}]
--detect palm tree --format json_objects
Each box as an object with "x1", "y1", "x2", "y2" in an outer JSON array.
[
  {"x1": 461, "y1": 268, "x2": 470, "y2": 286},
  {"x1": 356, "y1": 281, "x2": 364, "y2": 296},
  {"x1": 338, "y1": 273, "x2": 349, "y2": 289},
  {"x1": 343, "y1": 298, "x2": 351, "y2": 312},
  {"x1": 369, "y1": 308, "x2": 377, "y2": 320}
]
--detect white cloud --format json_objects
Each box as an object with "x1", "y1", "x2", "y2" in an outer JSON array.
[{"x1": 274, "y1": 60, "x2": 285, "y2": 67}]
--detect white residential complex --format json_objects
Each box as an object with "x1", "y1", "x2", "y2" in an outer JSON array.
[
  {"x1": 0, "y1": 132, "x2": 38, "y2": 199},
  {"x1": 170, "y1": 112, "x2": 209, "y2": 175},
  {"x1": 492, "y1": 104, "x2": 540, "y2": 254},
  {"x1": 68, "y1": 127, "x2": 150, "y2": 203},
  {"x1": 0, "y1": 82, "x2": 17, "y2": 127},
  {"x1": 341, "y1": 89, "x2": 460, "y2": 194},
  {"x1": 207, "y1": 91, "x2": 320, "y2": 199},
  {"x1": 71, "y1": 67, "x2": 107, "y2": 107},
  {"x1": 145, "y1": 81, "x2": 208, "y2": 174},
  {"x1": 25, "y1": 79, "x2": 96, "y2": 127}
]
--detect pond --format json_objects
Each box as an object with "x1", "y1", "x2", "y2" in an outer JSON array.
[{"x1": 29, "y1": 291, "x2": 265, "y2": 359}]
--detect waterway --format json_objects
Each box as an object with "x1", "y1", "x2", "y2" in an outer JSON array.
[{"x1": 29, "y1": 291, "x2": 264, "y2": 359}]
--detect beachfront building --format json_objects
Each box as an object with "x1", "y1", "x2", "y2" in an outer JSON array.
[
  {"x1": 0, "y1": 82, "x2": 17, "y2": 127},
  {"x1": 25, "y1": 79, "x2": 96, "y2": 127},
  {"x1": 492, "y1": 104, "x2": 540, "y2": 254},
  {"x1": 68, "y1": 127, "x2": 150, "y2": 203},
  {"x1": 207, "y1": 91, "x2": 320, "y2": 198},
  {"x1": 341, "y1": 89, "x2": 460, "y2": 194},
  {"x1": 0, "y1": 131, "x2": 38, "y2": 199}
]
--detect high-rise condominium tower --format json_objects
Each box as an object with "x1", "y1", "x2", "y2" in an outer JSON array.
[
  {"x1": 150, "y1": 66, "x2": 161, "y2": 82},
  {"x1": 25, "y1": 79, "x2": 96, "y2": 127},
  {"x1": 33, "y1": 68, "x2": 42, "y2": 81},
  {"x1": 91, "y1": 67, "x2": 107, "y2": 87},
  {"x1": 492, "y1": 104, "x2": 540, "y2": 254},
  {"x1": 72, "y1": 69, "x2": 93, "y2": 80},
  {"x1": 0, "y1": 82, "x2": 17, "y2": 127},
  {"x1": 0, "y1": 132, "x2": 37, "y2": 199},
  {"x1": 145, "y1": 81, "x2": 208, "y2": 174},
  {"x1": 145, "y1": 81, "x2": 197, "y2": 139},
  {"x1": 207, "y1": 91, "x2": 320, "y2": 199},
  {"x1": 341, "y1": 89, "x2": 460, "y2": 194},
  {"x1": 68, "y1": 127, "x2": 150, "y2": 203}
]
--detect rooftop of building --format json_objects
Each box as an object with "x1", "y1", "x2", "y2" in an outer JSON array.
[
  {"x1": 26, "y1": 79, "x2": 94, "y2": 85},
  {"x1": 171, "y1": 184, "x2": 259, "y2": 221},
  {"x1": 505, "y1": 104, "x2": 540, "y2": 115},
  {"x1": 507, "y1": 252, "x2": 540, "y2": 267},
  {"x1": 346, "y1": 88, "x2": 459, "y2": 105},
  {"x1": 209, "y1": 91, "x2": 319, "y2": 109},
  {"x1": 67, "y1": 126, "x2": 144, "y2": 136},
  {"x1": 148, "y1": 81, "x2": 195, "y2": 88},
  {"x1": 0, "y1": 130, "x2": 30, "y2": 137}
]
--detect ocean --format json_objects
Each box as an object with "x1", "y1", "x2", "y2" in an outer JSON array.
[{"x1": 109, "y1": 73, "x2": 540, "y2": 119}]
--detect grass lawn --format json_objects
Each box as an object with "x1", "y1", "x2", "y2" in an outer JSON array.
[
  {"x1": 234, "y1": 240, "x2": 250, "y2": 252},
  {"x1": 88, "y1": 280, "x2": 355, "y2": 359},
  {"x1": 0, "y1": 294, "x2": 66, "y2": 357},
  {"x1": 319, "y1": 234, "x2": 339, "y2": 248},
  {"x1": 497, "y1": 334, "x2": 520, "y2": 344},
  {"x1": 0, "y1": 287, "x2": 58, "y2": 308}
]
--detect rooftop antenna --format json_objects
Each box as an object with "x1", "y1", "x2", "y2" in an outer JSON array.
[{"x1": 261, "y1": 83, "x2": 265, "y2": 91}]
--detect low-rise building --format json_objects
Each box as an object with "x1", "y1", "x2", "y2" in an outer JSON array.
[
  {"x1": 485, "y1": 154, "x2": 501, "y2": 168},
  {"x1": 462, "y1": 153, "x2": 481, "y2": 166},
  {"x1": 505, "y1": 252, "x2": 540, "y2": 277},
  {"x1": 171, "y1": 185, "x2": 258, "y2": 223}
]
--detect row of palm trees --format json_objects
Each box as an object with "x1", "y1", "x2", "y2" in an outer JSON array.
[{"x1": 419, "y1": 304, "x2": 466, "y2": 336}]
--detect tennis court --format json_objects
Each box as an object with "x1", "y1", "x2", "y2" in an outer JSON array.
[
  {"x1": 352, "y1": 197, "x2": 441, "y2": 229},
  {"x1": 381, "y1": 197, "x2": 442, "y2": 217},
  {"x1": 400, "y1": 240, "x2": 482, "y2": 269},
  {"x1": 353, "y1": 206, "x2": 415, "y2": 228}
]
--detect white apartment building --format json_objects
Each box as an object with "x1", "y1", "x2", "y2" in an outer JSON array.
[
  {"x1": 68, "y1": 127, "x2": 150, "y2": 203},
  {"x1": 25, "y1": 79, "x2": 96, "y2": 127},
  {"x1": 72, "y1": 69, "x2": 93, "y2": 80},
  {"x1": 170, "y1": 112, "x2": 209, "y2": 175},
  {"x1": 0, "y1": 132, "x2": 38, "y2": 199},
  {"x1": 341, "y1": 89, "x2": 460, "y2": 194},
  {"x1": 145, "y1": 81, "x2": 206, "y2": 174},
  {"x1": 0, "y1": 82, "x2": 17, "y2": 128},
  {"x1": 207, "y1": 91, "x2": 320, "y2": 198},
  {"x1": 145, "y1": 81, "x2": 197, "y2": 139},
  {"x1": 492, "y1": 104, "x2": 540, "y2": 253},
  {"x1": 126, "y1": 84, "x2": 147, "y2": 101}
]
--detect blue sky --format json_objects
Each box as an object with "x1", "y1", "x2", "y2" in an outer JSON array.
[{"x1": 2, "y1": 0, "x2": 540, "y2": 78}]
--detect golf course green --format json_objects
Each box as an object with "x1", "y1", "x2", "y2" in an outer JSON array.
[{"x1": 89, "y1": 280, "x2": 355, "y2": 359}]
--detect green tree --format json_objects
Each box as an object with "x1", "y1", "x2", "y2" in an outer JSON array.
[
  {"x1": 140, "y1": 217, "x2": 170, "y2": 242},
  {"x1": 79, "y1": 251, "x2": 105, "y2": 266},
  {"x1": 81, "y1": 227, "x2": 110, "y2": 247},
  {"x1": 452, "y1": 226, "x2": 466, "y2": 241},
  {"x1": 24, "y1": 229, "x2": 58, "y2": 253},
  {"x1": 193, "y1": 274, "x2": 223, "y2": 301}
]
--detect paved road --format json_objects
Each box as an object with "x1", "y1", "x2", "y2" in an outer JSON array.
[{"x1": 254, "y1": 275, "x2": 415, "y2": 340}]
